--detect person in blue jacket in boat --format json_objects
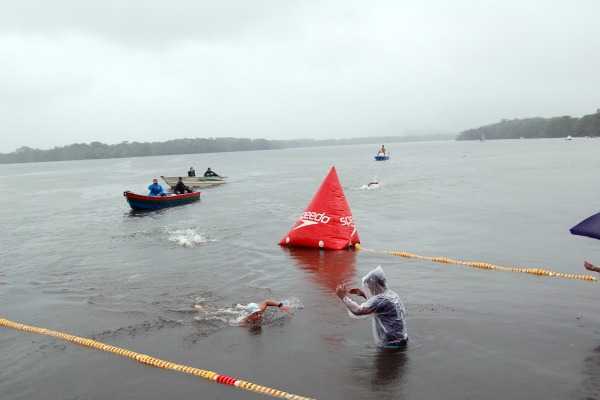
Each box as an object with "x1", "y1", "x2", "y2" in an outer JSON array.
[
  {"x1": 336, "y1": 266, "x2": 408, "y2": 348},
  {"x1": 148, "y1": 178, "x2": 165, "y2": 197}
]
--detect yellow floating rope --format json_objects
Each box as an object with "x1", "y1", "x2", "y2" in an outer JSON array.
[
  {"x1": 0, "y1": 318, "x2": 314, "y2": 400},
  {"x1": 355, "y1": 244, "x2": 597, "y2": 282}
]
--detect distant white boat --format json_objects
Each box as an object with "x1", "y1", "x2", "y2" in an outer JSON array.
[
  {"x1": 480, "y1": 135, "x2": 486, "y2": 142},
  {"x1": 566, "y1": 135, "x2": 572, "y2": 140}
]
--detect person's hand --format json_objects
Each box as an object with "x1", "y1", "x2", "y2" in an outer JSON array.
[
  {"x1": 279, "y1": 305, "x2": 292, "y2": 313},
  {"x1": 348, "y1": 287, "x2": 367, "y2": 299},
  {"x1": 336, "y1": 284, "x2": 347, "y2": 299}
]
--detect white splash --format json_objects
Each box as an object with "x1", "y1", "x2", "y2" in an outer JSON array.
[
  {"x1": 166, "y1": 227, "x2": 212, "y2": 247},
  {"x1": 360, "y1": 175, "x2": 379, "y2": 190},
  {"x1": 360, "y1": 182, "x2": 380, "y2": 190}
]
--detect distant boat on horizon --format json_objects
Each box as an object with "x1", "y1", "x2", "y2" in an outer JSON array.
[
  {"x1": 566, "y1": 135, "x2": 573, "y2": 140},
  {"x1": 480, "y1": 135, "x2": 486, "y2": 142}
]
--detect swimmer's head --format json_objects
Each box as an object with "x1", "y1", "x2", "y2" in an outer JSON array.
[
  {"x1": 246, "y1": 303, "x2": 260, "y2": 315},
  {"x1": 244, "y1": 302, "x2": 263, "y2": 324}
]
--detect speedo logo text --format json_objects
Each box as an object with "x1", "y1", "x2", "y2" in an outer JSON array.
[{"x1": 293, "y1": 211, "x2": 331, "y2": 230}]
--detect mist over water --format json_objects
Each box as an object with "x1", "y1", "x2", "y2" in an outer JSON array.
[{"x1": 1, "y1": 139, "x2": 599, "y2": 399}]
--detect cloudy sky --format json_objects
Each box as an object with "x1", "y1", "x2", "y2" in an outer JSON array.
[{"x1": 1, "y1": 0, "x2": 598, "y2": 153}]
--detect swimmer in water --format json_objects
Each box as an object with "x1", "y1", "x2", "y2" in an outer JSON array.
[{"x1": 239, "y1": 300, "x2": 292, "y2": 326}]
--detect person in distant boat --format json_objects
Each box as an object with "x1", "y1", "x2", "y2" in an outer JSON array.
[
  {"x1": 239, "y1": 301, "x2": 292, "y2": 326},
  {"x1": 336, "y1": 266, "x2": 408, "y2": 348},
  {"x1": 148, "y1": 179, "x2": 166, "y2": 197},
  {"x1": 174, "y1": 177, "x2": 193, "y2": 194},
  {"x1": 188, "y1": 167, "x2": 196, "y2": 177},
  {"x1": 378, "y1": 145, "x2": 386, "y2": 156},
  {"x1": 204, "y1": 167, "x2": 219, "y2": 177},
  {"x1": 584, "y1": 261, "x2": 600, "y2": 273}
]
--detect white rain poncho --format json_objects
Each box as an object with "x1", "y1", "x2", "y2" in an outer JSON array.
[{"x1": 343, "y1": 266, "x2": 408, "y2": 347}]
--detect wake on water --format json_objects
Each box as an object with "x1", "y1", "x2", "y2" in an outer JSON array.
[
  {"x1": 194, "y1": 297, "x2": 304, "y2": 326},
  {"x1": 360, "y1": 183, "x2": 379, "y2": 190},
  {"x1": 360, "y1": 175, "x2": 379, "y2": 190}
]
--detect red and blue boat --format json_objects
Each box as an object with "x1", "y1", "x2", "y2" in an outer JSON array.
[{"x1": 123, "y1": 191, "x2": 201, "y2": 210}]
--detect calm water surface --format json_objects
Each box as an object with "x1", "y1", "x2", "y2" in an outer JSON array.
[{"x1": 1, "y1": 139, "x2": 600, "y2": 400}]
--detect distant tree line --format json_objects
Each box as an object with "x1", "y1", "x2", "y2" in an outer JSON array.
[
  {"x1": 0, "y1": 137, "x2": 281, "y2": 164},
  {"x1": 0, "y1": 134, "x2": 452, "y2": 164},
  {"x1": 456, "y1": 111, "x2": 600, "y2": 140},
  {"x1": 3, "y1": 110, "x2": 598, "y2": 163}
]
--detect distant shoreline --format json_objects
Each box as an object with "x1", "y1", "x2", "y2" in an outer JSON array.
[
  {"x1": 0, "y1": 134, "x2": 454, "y2": 164},
  {"x1": 3, "y1": 109, "x2": 599, "y2": 164}
]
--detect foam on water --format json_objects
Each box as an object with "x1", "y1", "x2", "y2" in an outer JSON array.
[
  {"x1": 166, "y1": 227, "x2": 216, "y2": 247},
  {"x1": 360, "y1": 183, "x2": 379, "y2": 190}
]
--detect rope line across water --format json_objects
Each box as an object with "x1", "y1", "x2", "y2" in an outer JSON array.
[
  {"x1": 355, "y1": 244, "x2": 597, "y2": 282},
  {"x1": 0, "y1": 318, "x2": 315, "y2": 400}
]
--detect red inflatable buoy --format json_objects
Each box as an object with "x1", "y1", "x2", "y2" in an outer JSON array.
[{"x1": 278, "y1": 166, "x2": 360, "y2": 250}]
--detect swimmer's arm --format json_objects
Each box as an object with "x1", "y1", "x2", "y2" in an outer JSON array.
[{"x1": 260, "y1": 300, "x2": 292, "y2": 313}]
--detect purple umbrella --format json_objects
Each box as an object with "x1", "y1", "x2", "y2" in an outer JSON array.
[{"x1": 570, "y1": 212, "x2": 600, "y2": 241}]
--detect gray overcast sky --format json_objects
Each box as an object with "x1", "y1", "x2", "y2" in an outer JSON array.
[{"x1": 1, "y1": 0, "x2": 599, "y2": 153}]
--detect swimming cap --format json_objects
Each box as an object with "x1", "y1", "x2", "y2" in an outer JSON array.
[{"x1": 246, "y1": 303, "x2": 260, "y2": 315}]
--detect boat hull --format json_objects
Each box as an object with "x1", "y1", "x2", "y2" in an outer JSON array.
[
  {"x1": 161, "y1": 176, "x2": 228, "y2": 189},
  {"x1": 123, "y1": 191, "x2": 200, "y2": 210},
  {"x1": 374, "y1": 156, "x2": 389, "y2": 161}
]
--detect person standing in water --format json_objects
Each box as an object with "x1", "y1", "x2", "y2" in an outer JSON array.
[{"x1": 336, "y1": 266, "x2": 408, "y2": 348}]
